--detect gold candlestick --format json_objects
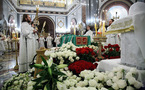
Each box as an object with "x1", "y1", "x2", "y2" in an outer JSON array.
[{"x1": 93, "y1": 37, "x2": 107, "y2": 60}]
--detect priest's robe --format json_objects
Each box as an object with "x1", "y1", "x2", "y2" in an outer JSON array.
[
  {"x1": 39, "y1": 37, "x2": 45, "y2": 48},
  {"x1": 54, "y1": 36, "x2": 60, "y2": 47},
  {"x1": 19, "y1": 22, "x2": 36, "y2": 72},
  {"x1": 84, "y1": 30, "x2": 93, "y2": 42},
  {"x1": 46, "y1": 36, "x2": 53, "y2": 48}
]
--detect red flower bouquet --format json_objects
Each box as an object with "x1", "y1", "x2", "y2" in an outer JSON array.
[
  {"x1": 68, "y1": 60, "x2": 97, "y2": 75},
  {"x1": 76, "y1": 47, "x2": 96, "y2": 63},
  {"x1": 102, "y1": 44, "x2": 121, "y2": 59}
]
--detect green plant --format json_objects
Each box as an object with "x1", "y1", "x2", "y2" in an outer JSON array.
[{"x1": 30, "y1": 56, "x2": 68, "y2": 90}]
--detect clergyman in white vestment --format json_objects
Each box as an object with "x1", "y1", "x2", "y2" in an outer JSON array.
[
  {"x1": 19, "y1": 14, "x2": 37, "y2": 72},
  {"x1": 54, "y1": 34, "x2": 60, "y2": 47},
  {"x1": 84, "y1": 25, "x2": 93, "y2": 42},
  {"x1": 39, "y1": 35, "x2": 45, "y2": 48},
  {"x1": 46, "y1": 33, "x2": 53, "y2": 48}
]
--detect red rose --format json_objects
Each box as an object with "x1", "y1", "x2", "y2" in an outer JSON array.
[
  {"x1": 116, "y1": 48, "x2": 120, "y2": 52},
  {"x1": 114, "y1": 44, "x2": 120, "y2": 48},
  {"x1": 109, "y1": 48, "x2": 113, "y2": 52},
  {"x1": 108, "y1": 44, "x2": 112, "y2": 48},
  {"x1": 81, "y1": 49, "x2": 86, "y2": 54},
  {"x1": 101, "y1": 49, "x2": 105, "y2": 52},
  {"x1": 91, "y1": 52, "x2": 96, "y2": 56},
  {"x1": 104, "y1": 46, "x2": 108, "y2": 49},
  {"x1": 109, "y1": 56, "x2": 115, "y2": 59}
]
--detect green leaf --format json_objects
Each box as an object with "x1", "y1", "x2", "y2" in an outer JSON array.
[
  {"x1": 41, "y1": 56, "x2": 48, "y2": 66},
  {"x1": 31, "y1": 64, "x2": 45, "y2": 69},
  {"x1": 48, "y1": 67, "x2": 52, "y2": 77},
  {"x1": 57, "y1": 64, "x2": 68, "y2": 69},
  {"x1": 44, "y1": 83, "x2": 50, "y2": 90},
  {"x1": 52, "y1": 70, "x2": 66, "y2": 76}
]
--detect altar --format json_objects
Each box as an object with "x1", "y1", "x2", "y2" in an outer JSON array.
[{"x1": 58, "y1": 34, "x2": 91, "y2": 47}]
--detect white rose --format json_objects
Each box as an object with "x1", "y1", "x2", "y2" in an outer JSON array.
[
  {"x1": 130, "y1": 68, "x2": 137, "y2": 74},
  {"x1": 116, "y1": 80, "x2": 127, "y2": 89},
  {"x1": 98, "y1": 74, "x2": 104, "y2": 81},
  {"x1": 117, "y1": 72, "x2": 123, "y2": 79},
  {"x1": 76, "y1": 82, "x2": 83, "y2": 87},
  {"x1": 89, "y1": 79, "x2": 97, "y2": 87},
  {"x1": 96, "y1": 83, "x2": 103, "y2": 89},
  {"x1": 112, "y1": 76, "x2": 119, "y2": 83},
  {"x1": 59, "y1": 61, "x2": 63, "y2": 64},
  {"x1": 117, "y1": 67, "x2": 123, "y2": 72},
  {"x1": 57, "y1": 82, "x2": 63, "y2": 90},
  {"x1": 76, "y1": 57, "x2": 80, "y2": 60},
  {"x1": 128, "y1": 77, "x2": 136, "y2": 85},
  {"x1": 83, "y1": 80, "x2": 88, "y2": 86},
  {"x1": 76, "y1": 77, "x2": 81, "y2": 82},
  {"x1": 108, "y1": 72, "x2": 114, "y2": 79},
  {"x1": 64, "y1": 80, "x2": 70, "y2": 86},
  {"x1": 72, "y1": 75, "x2": 77, "y2": 79},
  {"x1": 13, "y1": 81, "x2": 19, "y2": 85},
  {"x1": 134, "y1": 81, "x2": 143, "y2": 89},
  {"x1": 106, "y1": 80, "x2": 113, "y2": 86},
  {"x1": 70, "y1": 82, "x2": 75, "y2": 87},
  {"x1": 64, "y1": 67, "x2": 68, "y2": 71},
  {"x1": 27, "y1": 86, "x2": 33, "y2": 90},
  {"x1": 94, "y1": 77, "x2": 98, "y2": 82},
  {"x1": 88, "y1": 87, "x2": 96, "y2": 90},
  {"x1": 19, "y1": 80, "x2": 23, "y2": 83},
  {"x1": 125, "y1": 72, "x2": 133, "y2": 79},
  {"x1": 126, "y1": 86, "x2": 135, "y2": 90},
  {"x1": 100, "y1": 87, "x2": 108, "y2": 90},
  {"x1": 72, "y1": 47, "x2": 76, "y2": 51},
  {"x1": 70, "y1": 59, "x2": 74, "y2": 62},
  {"x1": 36, "y1": 74, "x2": 41, "y2": 78},
  {"x1": 112, "y1": 83, "x2": 119, "y2": 90}
]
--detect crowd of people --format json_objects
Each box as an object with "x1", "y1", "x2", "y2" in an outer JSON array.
[{"x1": 1, "y1": 14, "x2": 120, "y2": 73}]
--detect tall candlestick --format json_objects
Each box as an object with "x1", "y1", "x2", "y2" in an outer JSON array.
[
  {"x1": 102, "y1": 21, "x2": 106, "y2": 37},
  {"x1": 94, "y1": 23, "x2": 97, "y2": 37}
]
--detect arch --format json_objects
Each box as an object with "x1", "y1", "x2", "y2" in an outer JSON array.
[
  {"x1": 38, "y1": 16, "x2": 55, "y2": 38},
  {"x1": 99, "y1": 0, "x2": 133, "y2": 21}
]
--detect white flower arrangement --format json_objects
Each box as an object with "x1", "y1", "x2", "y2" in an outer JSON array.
[
  {"x1": 57, "y1": 67, "x2": 143, "y2": 90},
  {"x1": 2, "y1": 73, "x2": 33, "y2": 90}
]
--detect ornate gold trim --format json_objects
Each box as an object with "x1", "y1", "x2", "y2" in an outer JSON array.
[{"x1": 105, "y1": 26, "x2": 134, "y2": 35}]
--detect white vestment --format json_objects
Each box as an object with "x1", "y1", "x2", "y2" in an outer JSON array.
[
  {"x1": 19, "y1": 22, "x2": 36, "y2": 72},
  {"x1": 84, "y1": 30, "x2": 93, "y2": 42},
  {"x1": 39, "y1": 37, "x2": 45, "y2": 48},
  {"x1": 34, "y1": 33, "x2": 39, "y2": 50},
  {"x1": 0, "y1": 38, "x2": 6, "y2": 55},
  {"x1": 46, "y1": 36, "x2": 53, "y2": 48},
  {"x1": 54, "y1": 36, "x2": 60, "y2": 47}
]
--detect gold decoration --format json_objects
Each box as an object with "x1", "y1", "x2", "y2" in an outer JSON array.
[{"x1": 57, "y1": 20, "x2": 64, "y2": 28}]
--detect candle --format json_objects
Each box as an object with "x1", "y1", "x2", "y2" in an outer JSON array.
[
  {"x1": 74, "y1": 25, "x2": 76, "y2": 35},
  {"x1": 17, "y1": 32, "x2": 18, "y2": 38},
  {"x1": 102, "y1": 21, "x2": 106, "y2": 37},
  {"x1": 94, "y1": 22, "x2": 97, "y2": 37}
]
